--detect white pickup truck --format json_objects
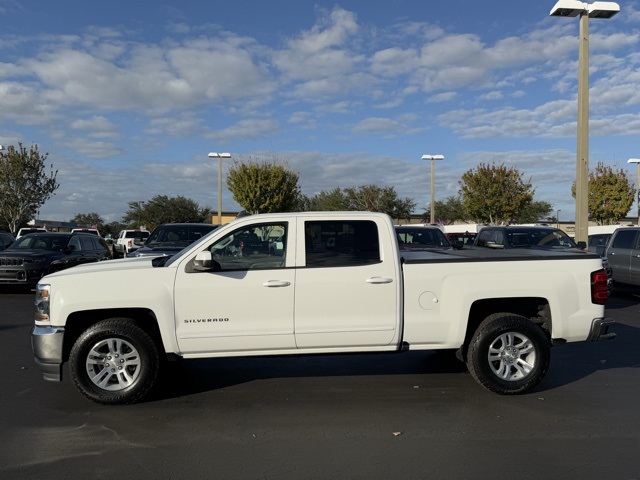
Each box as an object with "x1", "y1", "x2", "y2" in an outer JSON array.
[{"x1": 31, "y1": 212, "x2": 614, "y2": 405}]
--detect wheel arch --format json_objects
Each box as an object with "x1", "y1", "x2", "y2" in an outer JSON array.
[
  {"x1": 62, "y1": 308, "x2": 165, "y2": 363},
  {"x1": 459, "y1": 297, "x2": 551, "y2": 361}
]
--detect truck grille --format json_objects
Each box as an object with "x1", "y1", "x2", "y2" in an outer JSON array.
[{"x1": 0, "y1": 257, "x2": 24, "y2": 267}]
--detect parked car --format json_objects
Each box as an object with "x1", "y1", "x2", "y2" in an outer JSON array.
[
  {"x1": 112, "y1": 229, "x2": 150, "y2": 258},
  {"x1": 0, "y1": 232, "x2": 111, "y2": 288},
  {"x1": 16, "y1": 227, "x2": 47, "y2": 239},
  {"x1": 395, "y1": 225, "x2": 453, "y2": 250},
  {"x1": 473, "y1": 226, "x2": 582, "y2": 250},
  {"x1": 601, "y1": 226, "x2": 640, "y2": 287},
  {"x1": 128, "y1": 223, "x2": 218, "y2": 257},
  {"x1": 0, "y1": 231, "x2": 15, "y2": 251}
]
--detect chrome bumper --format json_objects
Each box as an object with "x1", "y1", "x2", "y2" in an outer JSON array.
[
  {"x1": 587, "y1": 317, "x2": 616, "y2": 342},
  {"x1": 31, "y1": 326, "x2": 65, "y2": 381}
]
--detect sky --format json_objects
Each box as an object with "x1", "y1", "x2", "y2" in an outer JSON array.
[{"x1": 1, "y1": 0, "x2": 639, "y2": 224}]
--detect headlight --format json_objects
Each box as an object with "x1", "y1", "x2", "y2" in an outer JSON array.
[{"x1": 35, "y1": 284, "x2": 51, "y2": 324}]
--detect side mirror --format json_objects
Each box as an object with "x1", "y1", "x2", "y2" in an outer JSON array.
[
  {"x1": 194, "y1": 251, "x2": 221, "y2": 272},
  {"x1": 64, "y1": 245, "x2": 76, "y2": 254},
  {"x1": 486, "y1": 241, "x2": 505, "y2": 249},
  {"x1": 576, "y1": 241, "x2": 587, "y2": 250},
  {"x1": 451, "y1": 240, "x2": 464, "y2": 250}
]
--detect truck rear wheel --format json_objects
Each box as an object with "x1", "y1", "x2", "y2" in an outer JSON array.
[
  {"x1": 69, "y1": 318, "x2": 160, "y2": 405},
  {"x1": 466, "y1": 313, "x2": 550, "y2": 395}
]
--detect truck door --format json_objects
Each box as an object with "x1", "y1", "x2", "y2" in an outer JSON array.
[
  {"x1": 293, "y1": 218, "x2": 400, "y2": 349},
  {"x1": 174, "y1": 221, "x2": 296, "y2": 354},
  {"x1": 606, "y1": 229, "x2": 637, "y2": 284}
]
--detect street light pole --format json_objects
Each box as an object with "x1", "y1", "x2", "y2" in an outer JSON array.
[
  {"x1": 628, "y1": 159, "x2": 640, "y2": 225},
  {"x1": 208, "y1": 152, "x2": 232, "y2": 226},
  {"x1": 421, "y1": 154, "x2": 445, "y2": 224},
  {"x1": 137, "y1": 201, "x2": 145, "y2": 228},
  {"x1": 556, "y1": 209, "x2": 561, "y2": 229},
  {"x1": 550, "y1": 0, "x2": 620, "y2": 244}
]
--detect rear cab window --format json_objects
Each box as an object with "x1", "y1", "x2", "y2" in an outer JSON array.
[{"x1": 303, "y1": 220, "x2": 381, "y2": 268}]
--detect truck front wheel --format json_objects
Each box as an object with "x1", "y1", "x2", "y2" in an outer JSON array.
[
  {"x1": 466, "y1": 313, "x2": 550, "y2": 395},
  {"x1": 69, "y1": 319, "x2": 160, "y2": 405}
]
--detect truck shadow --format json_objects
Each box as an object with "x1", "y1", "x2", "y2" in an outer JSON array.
[
  {"x1": 153, "y1": 291, "x2": 640, "y2": 402},
  {"x1": 540, "y1": 289, "x2": 640, "y2": 391},
  {"x1": 153, "y1": 350, "x2": 469, "y2": 402}
]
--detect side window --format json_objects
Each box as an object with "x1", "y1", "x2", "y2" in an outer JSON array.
[
  {"x1": 207, "y1": 222, "x2": 287, "y2": 271},
  {"x1": 611, "y1": 230, "x2": 636, "y2": 249},
  {"x1": 92, "y1": 237, "x2": 108, "y2": 251},
  {"x1": 80, "y1": 236, "x2": 94, "y2": 250},
  {"x1": 304, "y1": 220, "x2": 380, "y2": 268},
  {"x1": 476, "y1": 230, "x2": 491, "y2": 247},
  {"x1": 68, "y1": 236, "x2": 82, "y2": 251}
]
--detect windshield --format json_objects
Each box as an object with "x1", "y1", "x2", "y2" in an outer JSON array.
[
  {"x1": 164, "y1": 227, "x2": 220, "y2": 267},
  {"x1": 11, "y1": 235, "x2": 69, "y2": 251},
  {"x1": 396, "y1": 227, "x2": 450, "y2": 249},
  {"x1": 125, "y1": 231, "x2": 149, "y2": 239},
  {"x1": 508, "y1": 229, "x2": 577, "y2": 248},
  {"x1": 146, "y1": 224, "x2": 216, "y2": 246}
]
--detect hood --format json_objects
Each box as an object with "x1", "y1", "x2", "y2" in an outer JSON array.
[
  {"x1": 42, "y1": 256, "x2": 156, "y2": 280},
  {"x1": 0, "y1": 250, "x2": 63, "y2": 260}
]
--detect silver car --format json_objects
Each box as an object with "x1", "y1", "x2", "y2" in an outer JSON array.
[{"x1": 604, "y1": 227, "x2": 640, "y2": 287}]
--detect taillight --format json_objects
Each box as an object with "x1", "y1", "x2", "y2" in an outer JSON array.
[{"x1": 591, "y1": 269, "x2": 609, "y2": 305}]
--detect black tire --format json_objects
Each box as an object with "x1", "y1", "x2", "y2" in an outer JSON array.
[
  {"x1": 69, "y1": 318, "x2": 160, "y2": 405},
  {"x1": 467, "y1": 313, "x2": 550, "y2": 395}
]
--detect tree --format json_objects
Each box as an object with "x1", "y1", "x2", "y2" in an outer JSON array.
[
  {"x1": 122, "y1": 196, "x2": 212, "y2": 231},
  {"x1": 343, "y1": 185, "x2": 416, "y2": 221},
  {"x1": 227, "y1": 157, "x2": 301, "y2": 214},
  {"x1": 571, "y1": 162, "x2": 635, "y2": 225},
  {"x1": 459, "y1": 163, "x2": 535, "y2": 225},
  {"x1": 300, "y1": 187, "x2": 351, "y2": 211},
  {"x1": 0, "y1": 143, "x2": 59, "y2": 233},
  {"x1": 301, "y1": 185, "x2": 416, "y2": 222},
  {"x1": 426, "y1": 196, "x2": 467, "y2": 224},
  {"x1": 71, "y1": 212, "x2": 105, "y2": 229},
  {"x1": 104, "y1": 221, "x2": 127, "y2": 237},
  {"x1": 511, "y1": 201, "x2": 554, "y2": 224}
]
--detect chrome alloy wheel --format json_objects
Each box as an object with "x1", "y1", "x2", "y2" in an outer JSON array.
[
  {"x1": 487, "y1": 331, "x2": 537, "y2": 381},
  {"x1": 85, "y1": 338, "x2": 141, "y2": 391}
]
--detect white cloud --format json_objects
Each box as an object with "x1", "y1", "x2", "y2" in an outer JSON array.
[{"x1": 206, "y1": 118, "x2": 279, "y2": 141}]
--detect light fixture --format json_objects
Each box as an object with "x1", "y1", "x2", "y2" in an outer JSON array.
[{"x1": 549, "y1": 0, "x2": 620, "y2": 244}]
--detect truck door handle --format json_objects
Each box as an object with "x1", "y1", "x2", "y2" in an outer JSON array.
[
  {"x1": 366, "y1": 277, "x2": 393, "y2": 284},
  {"x1": 262, "y1": 280, "x2": 291, "y2": 287}
]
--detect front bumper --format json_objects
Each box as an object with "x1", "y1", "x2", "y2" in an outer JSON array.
[
  {"x1": 587, "y1": 317, "x2": 616, "y2": 342},
  {"x1": 31, "y1": 325, "x2": 65, "y2": 381}
]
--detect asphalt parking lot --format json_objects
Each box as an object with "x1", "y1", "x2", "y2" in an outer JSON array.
[{"x1": 1, "y1": 288, "x2": 639, "y2": 480}]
